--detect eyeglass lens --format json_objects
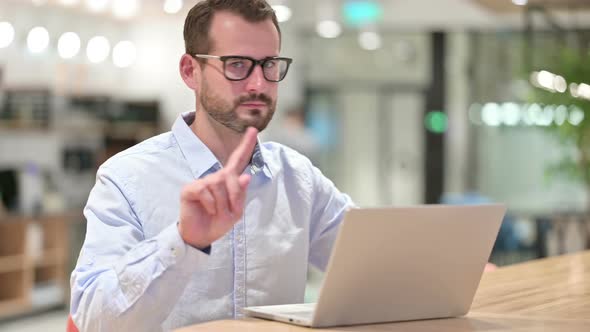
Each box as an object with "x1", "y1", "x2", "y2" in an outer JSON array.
[{"x1": 224, "y1": 57, "x2": 289, "y2": 81}]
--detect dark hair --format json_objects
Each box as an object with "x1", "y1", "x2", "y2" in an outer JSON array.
[{"x1": 183, "y1": 0, "x2": 281, "y2": 56}]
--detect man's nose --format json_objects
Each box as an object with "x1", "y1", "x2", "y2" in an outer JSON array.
[{"x1": 245, "y1": 64, "x2": 266, "y2": 92}]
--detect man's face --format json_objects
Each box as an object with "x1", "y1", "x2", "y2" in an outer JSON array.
[{"x1": 197, "y1": 11, "x2": 280, "y2": 133}]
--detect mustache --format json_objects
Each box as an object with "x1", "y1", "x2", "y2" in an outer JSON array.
[{"x1": 235, "y1": 93, "x2": 273, "y2": 107}]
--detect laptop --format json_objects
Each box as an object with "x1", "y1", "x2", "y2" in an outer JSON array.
[{"x1": 243, "y1": 204, "x2": 506, "y2": 328}]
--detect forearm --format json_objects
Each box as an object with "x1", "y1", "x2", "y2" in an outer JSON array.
[{"x1": 70, "y1": 223, "x2": 209, "y2": 332}]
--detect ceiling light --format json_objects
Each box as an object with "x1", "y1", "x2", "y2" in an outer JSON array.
[
  {"x1": 500, "y1": 102, "x2": 521, "y2": 126},
  {"x1": 536, "y1": 70, "x2": 555, "y2": 90},
  {"x1": 482, "y1": 103, "x2": 501, "y2": 127},
  {"x1": 512, "y1": 0, "x2": 528, "y2": 6},
  {"x1": 112, "y1": 0, "x2": 139, "y2": 19},
  {"x1": 526, "y1": 103, "x2": 542, "y2": 126},
  {"x1": 112, "y1": 40, "x2": 137, "y2": 68},
  {"x1": 59, "y1": 0, "x2": 80, "y2": 6},
  {"x1": 86, "y1": 0, "x2": 110, "y2": 13},
  {"x1": 554, "y1": 105, "x2": 568, "y2": 126},
  {"x1": 568, "y1": 82, "x2": 590, "y2": 101},
  {"x1": 0, "y1": 22, "x2": 15, "y2": 48},
  {"x1": 316, "y1": 20, "x2": 342, "y2": 39},
  {"x1": 272, "y1": 5, "x2": 292, "y2": 23},
  {"x1": 58, "y1": 32, "x2": 81, "y2": 59},
  {"x1": 164, "y1": 0, "x2": 183, "y2": 14},
  {"x1": 568, "y1": 106, "x2": 584, "y2": 126},
  {"x1": 358, "y1": 31, "x2": 381, "y2": 51},
  {"x1": 553, "y1": 75, "x2": 567, "y2": 93},
  {"x1": 577, "y1": 83, "x2": 590, "y2": 100},
  {"x1": 538, "y1": 105, "x2": 555, "y2": 126},
  {"x1": 27, "y1": 26, "x2": 50, "y2": 54},
  {"x1": 87, "y1": 36, "x2": 111, "y2": 63},
  {"x1": 530, "y1": 70, "x2": 568, "y2": 93},
  {"x1": 570, "y1": 83, "x2": 579, "y2": 98}
]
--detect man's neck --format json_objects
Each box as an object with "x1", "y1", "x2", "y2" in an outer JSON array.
[{"x1": 191, "y1": 110, "x2": 246, "y2": 166}]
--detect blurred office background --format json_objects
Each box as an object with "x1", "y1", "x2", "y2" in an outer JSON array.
[{"x1": 1, "y1": 0, "x2": 590, "y2": 330}]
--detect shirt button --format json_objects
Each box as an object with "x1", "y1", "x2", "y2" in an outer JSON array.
[{"x1": 170, "y1": 247, "x2": 177, "y2": 257}]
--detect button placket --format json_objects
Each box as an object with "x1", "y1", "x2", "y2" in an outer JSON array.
[{"x1": 233, "y1": 214, "x2": 246, "y2": 317}]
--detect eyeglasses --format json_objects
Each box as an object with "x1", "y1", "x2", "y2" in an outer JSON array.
[{"x1": 193, "y1": 54, "x2": 293, "y2": 82}]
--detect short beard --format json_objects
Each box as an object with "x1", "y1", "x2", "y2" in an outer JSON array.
[{"x1": 200, "y1": 82, "x2": 276, "y2": 133}]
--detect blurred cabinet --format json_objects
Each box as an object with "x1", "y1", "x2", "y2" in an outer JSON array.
[
  {"x1": 65, "y1": 95, "x2": 162, "y2": 163},
  {"x1": 0, "y1": 88, "x2": 51, "y2": 130},
  {"x1": 0, "y1": 215, "x2": 71, "y2": 320},
  {"x1": 0, "y1": 221, "x2": 30, "y2": 318}
]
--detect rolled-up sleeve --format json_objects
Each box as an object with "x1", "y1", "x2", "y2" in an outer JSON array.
[{"x1": 70, "y1": 166, "x2": 209, "y2": 332}]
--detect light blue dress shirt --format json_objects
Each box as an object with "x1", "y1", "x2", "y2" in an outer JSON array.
[{"x1": 70, "y1": 112, "x2": 354, "y2": 331}]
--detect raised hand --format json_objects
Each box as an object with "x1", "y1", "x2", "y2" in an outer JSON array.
[{"x1": 178, "y1": 127, "x2": 258, "y2": 249}]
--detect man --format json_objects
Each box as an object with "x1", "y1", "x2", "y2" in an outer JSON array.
[{"x1": 70, "y1": 0, "x2": 353, "y2": 331}]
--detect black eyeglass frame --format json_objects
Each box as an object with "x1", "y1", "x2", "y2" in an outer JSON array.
[{"x1": 193, "y1": 54, "x2": 293, "y2": 82}]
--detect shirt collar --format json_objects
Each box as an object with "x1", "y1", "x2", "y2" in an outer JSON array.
[{"x1": 172, "y1": 111, "x2": 272, "y2": 179}]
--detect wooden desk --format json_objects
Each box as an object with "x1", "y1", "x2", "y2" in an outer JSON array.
[
  {"x1": 471, "y1": 250, "x2": 590, "y2": 319},
  {"x1": 176, "y1": 251, "x2": 590, "y2": 331}
]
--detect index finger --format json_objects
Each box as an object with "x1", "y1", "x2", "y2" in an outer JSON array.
[{"x1": 226, "y1": 127, "x2": 258, "y2": 174}]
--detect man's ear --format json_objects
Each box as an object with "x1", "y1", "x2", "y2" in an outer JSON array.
[{"x1": 179, "y1": 54, "x2": 201, "y2": 90}]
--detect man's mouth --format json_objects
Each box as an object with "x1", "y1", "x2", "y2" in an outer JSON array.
[{"x1": 241, "y1": 102, "x2": 266, "y2": 107}]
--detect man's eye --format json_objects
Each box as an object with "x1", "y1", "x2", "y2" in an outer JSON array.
[
  {"x1": 228, "y1": 60, "x2": 245, "y2": 68},
  {"x1": 264, "y1": 61, "x2": 277, "y2": 69}
]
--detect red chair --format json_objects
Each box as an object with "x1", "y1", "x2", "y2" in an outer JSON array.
[{"x1": 67, "y1": 314, "x2": 79, "y2": 332}]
